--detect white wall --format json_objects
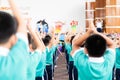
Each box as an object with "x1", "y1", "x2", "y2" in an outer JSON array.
[
  {"x1": 0, "y1": 0, "x2": 86, "y2": 32},
  {"x1": 30, "y1": 0, "x2": 86, "y2": 32}
]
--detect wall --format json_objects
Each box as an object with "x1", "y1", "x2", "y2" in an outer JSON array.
[{"x1": 0, "y1": 0, "x2": 86, "y2": 32}]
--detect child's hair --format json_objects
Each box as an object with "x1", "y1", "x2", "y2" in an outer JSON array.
[
  {"x1": 42, "y1": 34, "x2": 52, "y2": 46},
  {"x1": 70, "y1": 35, "x2": 75, "y2": 45},
  {"x1": 28, "y1": 33, "x2": 32, "y2": 45},
  {"x1": 27, "y1": 33, "x2": 36, "y2": 50},
  {"x1": 0, "y1": 11, "x2": 18, "y2": 43},
  {"x1": 84, "y1": 34, "x2": 106, "y2": 57}
]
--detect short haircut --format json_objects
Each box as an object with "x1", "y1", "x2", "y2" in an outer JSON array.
[
  {"x1": 84, "y1": 34, "x2": 107, "y2": 57},
  {"x1": 70, "y1": 35, "x2": 75, "y2": 45},
  {"x1": 0, "y1": 11, "x2": 17, "y2": 43},
  {"x1": 27, "y1": 33, "x2": 37, "y2": 50},
  {"x1": 27, "y1": 33, "x2": 32, "y2": 45},
  {"x1": 42, "y1": 34, "x2": 52, "y2": 46}
]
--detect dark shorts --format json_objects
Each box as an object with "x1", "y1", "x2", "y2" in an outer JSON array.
[{"x1": 97, "y1": 28, "x2": 102, "y2": 32}]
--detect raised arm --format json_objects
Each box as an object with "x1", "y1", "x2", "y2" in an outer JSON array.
[
  {"x1": 8, "y1": 0, "x2": 27, "y2": 36},
  {"x1": 71, "y1": 20, "x2": 95, "y2": 56},
  {"x1": 71, "y1": 28, "x2": 92, "y2": 56},
  {"x1": 36, "y1": 31, "x2": 46, "y2": 51},
  {"x1": 27, "y1": 20, "x2": 45, "y2": 52}
]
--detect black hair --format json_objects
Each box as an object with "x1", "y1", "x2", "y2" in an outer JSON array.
[
  {"x1": 37, "y1": 20, "x2": 42, "y2": 24},
  {"x1": 84, "y1": 34, "x2": 106, "y2": 57},
  {"x1": 27, "y1": 33, "x2": 37, "y2": 50},
  {"x1": 70, "y1": 35, "x2": 75, "y2": 45},
  {"x1": 42, "y1": 34, "x2": 52, "y2": 46},
  {"x1": 27, "y1": 33, "x2": 32, "y2": 45},
  {"x1": 0, "y1": 11, "x2": 17, "y2": 43}
]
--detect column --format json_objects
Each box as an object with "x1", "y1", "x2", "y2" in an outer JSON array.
[
  {"x1": 95, "y1": 0, "x2": 106, "y2": 32},
  {"x1": 105, "y1": 0, "x2": 120, "y2": 33},
  {"x1": 85, "y1": 1, "x2": 96, "y2": 30}
]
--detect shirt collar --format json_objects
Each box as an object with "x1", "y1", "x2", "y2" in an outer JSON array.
[
  {"x1": 89, "y1": 56, "x2": 104, "y2": 63},
  {"x1": 0, "y1": 47, "x2": 10, "y2": 56}
]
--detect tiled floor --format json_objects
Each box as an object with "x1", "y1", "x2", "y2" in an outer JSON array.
[{"x1": 54, "y1": 54, "x2": 68, "y2": 80}]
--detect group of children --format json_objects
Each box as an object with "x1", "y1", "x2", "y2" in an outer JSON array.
[
  {"x1": 64, "y1": 22, "x2": 120, "y2": 80},
  {"x1": 0, "y1": 0, "x2": 57, "y2": 80},
  {"x1": 0, "y1": 0, "x2": 120, "y2": 80}
]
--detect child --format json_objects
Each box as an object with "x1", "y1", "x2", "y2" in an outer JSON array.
[
  {"x1": 65, "y1": 35, "x2": 75, "y2": 80},
  {"x1": 36, "y1": 33, "x2": 48, "y2": 80},
  {"x1": 115, "y1": 38, "x2": 120, "y2": 80},
  {"x1": 45, "y1": 34, "x2": 57, "y2": 80},
  {"x1": 27, "y1": 22, "x2": 45, "y2": 80},
  {"x1": 44, "y1": 29, "x2": 58, "y2": 80},
  {"x1": 95, "y1": 19, "x2": 103, "y2": 32},
  {"x1": 0, "y1": 0, "x2": 29, "y2": 79},
  {"x1": 71, "y1": 21, "x2": 115, "y2": 80}
]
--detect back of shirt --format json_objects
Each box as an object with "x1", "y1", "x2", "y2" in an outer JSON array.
[
  {"x1": 73, "y1": 48, "x2": 115, "y2": 80},
  {"x1": 0, "y1": 37, "x2": 29, "y2": 80}
]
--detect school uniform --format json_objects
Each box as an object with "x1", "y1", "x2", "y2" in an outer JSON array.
[
  {"x1": 115, "y1": 47, "x2": 120, "y2": 80},
  {"x1": 0, "y1": 33, "x2": 29, "y2": 80},
  {"x1": 65, "y1": 43, "x2": 78, "y2": 80},
  {"x1": 73, "y1": 48, "x2": 115, "y2": 80},
  {"x1": 65, "y1": 43, "x2": 73, "y2": 80},
  {"x1": 64, "y1": 43, "x2": 69, "y2": 71},
  {"x1": 36, "y1": 51, "x2": 46, "y2": 80},
  {"x1": 45, "y1": 46, "x2": 57, "y2": 80},
  {"x1": 27, "y1": 50, "x2": 42, "y2": 80}
]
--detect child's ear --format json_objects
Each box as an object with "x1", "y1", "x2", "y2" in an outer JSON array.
[
  {"x1": 29, "y1": 44, "x2": 33, "y2": 52},
  {"x1": 84, "y1": 47, "x2": 88, "y2": 54},
  {"x1": 10, "y1": 35, "x2": 18, "y2": 47}
]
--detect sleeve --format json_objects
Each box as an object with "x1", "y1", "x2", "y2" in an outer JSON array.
[
  {"x1": 30, "y1": 50, "x2": 42, "y2": 67},
  {"x1": 9, "y1": 33, "x2": 29, "y2": 62},
  {"x1": 52, "y1": 45, "x2": 57, "y2": 55},
  {"x1": 72, "y1": 48, "x2": 84, "y2": 58},
  {"x1": 104, "y1": 48, "x2": 115, "y2": 66}
]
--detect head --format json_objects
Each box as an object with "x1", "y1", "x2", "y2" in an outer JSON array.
[
  {"x1": 84, "y1": 34, "x2": 106, "y2": 57},
  {"x1": 42, "y1": 34, "x2": 52, "y2": 46},
  {"x1": 0, "y1": 11, "x2": 18, "y2": 47}
]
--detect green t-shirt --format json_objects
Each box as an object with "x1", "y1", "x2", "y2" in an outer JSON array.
[
  {"x1": 46, "y1": 46, "x2": 57, "y2": 65},
  {"x1": 27, "y1": 50, "x2": 42, "y2": 80},
  {"x1": 115, "y1": 47, "x2": 120, "y2": 69},
  {"x1": 65, "y1": 43, "x2": 73, "y2": 61},
  {"x1": 73, "y1": 48, "x2": 115, "y2": 80},
  {"x1": 36, "y1": 50, "x2": 46, "y2": 77},
  {"x1": 0, "y1": 34, "x2": 29, "y2": 80}
]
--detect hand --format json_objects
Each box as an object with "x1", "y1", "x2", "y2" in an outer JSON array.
[
  {"x1": 88, "y1": 20, "x2": 98, "y2": 34},
  {"x1": 26, "y1": 18, "x2": 31, "y2": 28}
]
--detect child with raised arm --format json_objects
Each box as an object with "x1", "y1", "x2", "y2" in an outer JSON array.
[
  {"x1": 27, "y1": 20, "x2": 46, "y2": 80},
  {"x1": 71, "y1": 21, "x2": 115, "y2": 80},
  {"x1": 65, "y1": 35, "x2": 75, "y2": 80},
  {"x1": 0, "y1": 0, "x2": 29, "y2": 79},
  {"x1": 44, "y1": 30, "x2": 57, "y2": 80}
]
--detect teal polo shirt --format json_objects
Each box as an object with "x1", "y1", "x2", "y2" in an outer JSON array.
[
  {"x1": 65, "y1": 43, "x2": 73, "y2": 61},
  {"x1": 36, "y1": 50, "x2": 46, "y2": 77},
  {"x1": 27, "y1": 50, "x2": 42, "y2": 80},
  {"x1": 0, "y1": 33, "x2": 29, "y2": 80},
  {"x1": 73, "y1": 48, "x2": 115, "y2": 80},
  {"x1": 46, "y1": 46, "x2": 57, "y2": 65},
  {"x1": 115, "y1": 47, "x2": 120, "y2": 69}
]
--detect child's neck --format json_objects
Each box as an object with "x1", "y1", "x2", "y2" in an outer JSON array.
[{"x1": 0, "y1": 42, "x2": 12, "y2": 49}]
